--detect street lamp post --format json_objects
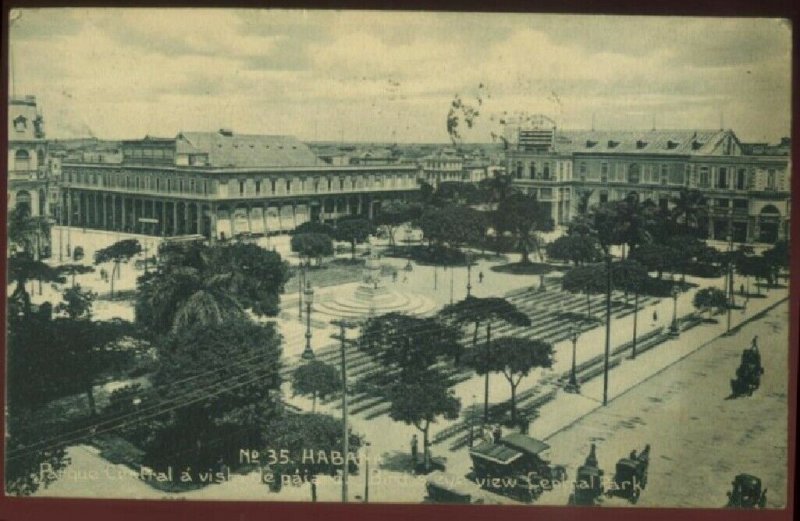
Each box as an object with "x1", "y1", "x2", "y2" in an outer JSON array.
[
  {"x1": 298, "y1": 260, "x2": 306, "y2": 320},
  {"x1": 669, "y1": 283, "x2": 680, "y2": 337},
  {"x1": 565, "y1": 325, "x2": 581, "y2": 393},
  {"x1": 302, "y1": 281, "x2": 315, "y2": 360},
  {"x1": 363, "y1": 441, "x2": 371, "y2": 503},
  {"x1": 466, "y1": 251, "x2": 473, "y2": 298}
]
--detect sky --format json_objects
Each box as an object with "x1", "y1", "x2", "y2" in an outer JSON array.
[{"x1": 8, "y1": 9, "x2": 793, "y2": 144}]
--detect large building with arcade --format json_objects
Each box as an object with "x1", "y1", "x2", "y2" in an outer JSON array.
[
  {"x1": 58, "y1": 129, "x2": 420, "y2": 240},
  {"x1": 506, "y1": 116, "x2": 791, "y2": 244}
]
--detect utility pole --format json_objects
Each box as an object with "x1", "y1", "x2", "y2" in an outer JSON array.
[
  {"x1": 603, "y1": 254, "x2": 612, "y2": 406},
  {"x1": 331, "y1": 319, "x2": 358, "y2": 503}
]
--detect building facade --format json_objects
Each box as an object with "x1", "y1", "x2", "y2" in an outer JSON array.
[
  {"x1": 7, "y1": 96, "x2": 50, "y2": 217},
  {"x1": 59, "y1": 130, "x2": 420, "y2": 240},
  {"x1": 507, "y1": 119, "x2": 791, "y2": 244}
]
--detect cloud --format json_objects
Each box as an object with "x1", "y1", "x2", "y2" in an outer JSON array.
[{"x1": 8, "y1": 9, "x2": 792, "y2": 143}]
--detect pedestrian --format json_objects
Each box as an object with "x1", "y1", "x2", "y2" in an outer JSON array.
[
  {"x1": 392, "y1": 271, "x2": 398, "y2": 283},
  {"x1": 740, "y1": 283, "x2": 745, "y2": 297},
  {"x1": 652, "y1": 310, "x2": 658, "y2": 323},
  {"x1": 492, "y1": 425, "x2": 502, "y2": 443},
  {"x1": 478, "y1": 271, "x2": 484, "y2": 284},
  {"x1": 410, "y1": 434, "x2": 419, "y2": 468},
  {"x1": 402, "y1": 274, "x2": 408, "y2": 283}
]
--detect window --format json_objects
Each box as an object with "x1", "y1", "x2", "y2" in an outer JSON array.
[
  {"x1": 715, "y1": 198, "x2": 730, "y2": 208},
  {"x1": 579, "y1": 162, "x2": 587, "y2": 176},
  {"x1": 717, "y1": 168, "x2": 728, "y2": 189},
  {"x1": 543, "y1": 163, "x2": 550, "y2": 179},
  {"x1": 239, "y1": 180, "x2": 245, "y2": 195},
  {"x1": 530, "y1": 163, "x2": 536, "y2": 179},
  {"x1": 203, "y1": 181, "x2": 208, "y2": 194},
  {"x1": 601, "y1": 163, "x2": 608, "y2": 176},
  {"x1": 766, "y1": 170, "x2": 776, "y2": 190},
  {"x1": 255, "y1": 180, "x2": 261, "y2": 194},
  {"x1": 179, "y1": 179, "x2": 184, "y2": 192},
  {"x1": 327, "y1": 178, "x2": 332, "y2": 191},
  {"x1": 156, "y1": 178, "x2": 161, "y2": 191},
  {"x1": 167, "y1": 179, "x2": 171, "y2": 191},
  {"x1": 14, "y1": 149, "x2": 31, "y2": 170},
  {"x1": 516, "y1": 162, "x2": 523, "y2": 179},
  {"x1": 314, "y1": 180, "x2": 320, "y2": 192},
  {"x1": 599, "y1": 191, "x2": 609, "y2": 203},
  {"x1": 340, "y1": 178, "x2": 345, "y2": 190},
  {"x1": 271, "y1": 179, "x2": 276, "y2": 194},
  {"x1": 661, "y1": 164, "x2": 669, "y2": 185},
  {"x1": 733, "y1": 199, "x2": 748, "y2": 210},
  {"x1": 286, "y1": 180, "x2": 291, "y2": 193},
  {"x1": 736, "y1": 169, "x2": 746, "y2": 190},
  {"x1": 13, "y1": 116, "x2": 27, "y2": 132},
  {"x1": 628, "y1": 164, "x2": 641, "y2": 184},
  {"x1": 698, "y1": 167, "x2": 710, "y2": 187}
]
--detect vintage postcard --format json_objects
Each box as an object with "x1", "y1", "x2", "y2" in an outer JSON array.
[{"x1": 4, "y1": 7, "x2": 793, "y2": 511}]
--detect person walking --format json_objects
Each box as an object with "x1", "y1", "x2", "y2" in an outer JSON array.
[
  {"x1": 478, "y1": 271, "x2": 484, "y2": 284},
  {"x1": 652, "y1": 310, "x2": 658, "y2": 324},
  {"x1": 410, "y1": 434, "x2": 419, "y2": 469}
]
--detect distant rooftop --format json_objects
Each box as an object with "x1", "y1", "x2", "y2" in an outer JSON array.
[{"x1": 176, "y1": 130, "x2": 321, "y2": 168}]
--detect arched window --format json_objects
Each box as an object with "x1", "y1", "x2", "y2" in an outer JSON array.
[
  {"x1": 15, "y1": 149, "x2": 31, "y2": 171},
  {"x1": 16, "y1": 190, "x2": 32, "y2": 215}
]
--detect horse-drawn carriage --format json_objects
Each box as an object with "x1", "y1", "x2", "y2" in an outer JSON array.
[
  {"x1": 568, "y1": 443, "x2": 604, "y2": 506},
  {"x1": 726, "y1": 474, "x2": 767, "y2": 508},
  {"x1": 731, "y1": 345, "x2": 764, "y2": 397},
  {"x1": 469, "y1": 433, "x2": 567, "y2": 502},
  {"x1": 606, "y1": 444, "x2": 650, "y2": 504}
]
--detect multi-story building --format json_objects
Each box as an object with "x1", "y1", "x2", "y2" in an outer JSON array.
[
  {"x1": 507, "y1": 117, "x2": 790, "y2": 244},
  {"x1": 7, "y1": 95, "x2": 49, "y2": 217},
  {"x1": 420, "y1": 150, "x2": 463, "y2": 187},
  {"x1": 59, "y1": 129, "x2": 419, "y2": 240}
]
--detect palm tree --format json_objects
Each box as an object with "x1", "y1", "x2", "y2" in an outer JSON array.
[
  {"x1": 8, "y1": 206, "x2": 51, "y2": 260},
  {"x1": 670, "y1": 188, "x2": 708, "y2": 237},
  {"x1": 439, "y1": 296, "x2": 530, "y2": 423}
]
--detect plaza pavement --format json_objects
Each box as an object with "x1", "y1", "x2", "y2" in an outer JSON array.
[{"x1": 24, "y1": 227, "x2": 790, "y2": 504}]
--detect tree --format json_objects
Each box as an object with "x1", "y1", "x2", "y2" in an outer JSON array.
[
  {"x1": 762, "y1": 239, "x2": 789, "y2": 285},
  {"x1": 358, "y1": 313, "x2": 463, "y2": 382},
  {"x1": 333, "y1": 217, "x2": 374, "y2": 260},
  {"x1": 94, "y1": 239, "x2": 142, "y2": 298},
  {"x1": 439, "y1": 296, "x2": 530, "y2": 422},
  {"x1": 419, "y1": 205, "x2": 487, "y2": 250},
  {"x1": 629, "y1": 243, "x2": 680, "y2": 279},
  {"x1": 611, "y1": 260, "x2": 649, "y2": 359},
  {"x1": 55, "y1": 284, "x2": 96, "y2": 320},
  {"x1": 477, "y1": 173, "x2": 514, "y2": 207},
  {"x1": 375, "y1": 200, "x2": 422, "y2": 247},
  {"x1": 267, "y1": 413, "x2": 361, "y2": 501},
  {"x1": 736, "y1": 255, "x2": 772, "y2": 295},
  {"x1": 7, "y1": 204, "x2": 51, "y2": 259},
  {"x1": 135, "y1": 241, "x2": 289, "y2": 335},
  {"x1": 57, "y1": 263, "x2": 96, "y2": 287},
  {"x1": 693, "y1": 287, "x2": 728, "y2": 319},
  {"x1": 8, "y1": 252, "x2": 64, "y2": 311},
  {"x1": 291, "y1": 233, "x2": 333, "y2": 266},
  {"x1": 144, "y1": 318, "x2": 283, "y2": 472},
  {"x1": 388, "y1": 369, "x2": 461, "y2": 472},
  {"x1": 4, "y1": 408, "x2": 70, "y2": 496},
  {"x1": 53, "y1": 317, "x2": 136, "y2": 416},
  {"x1": 292, "y1": 360, "x2": 341, "y2": 412},
  {"x1": 294, "y1": 221, "x2": 335, "y2": 237},
  {"x1": 495, "y1": 191, "x2": 550, "y2": 263},
  {"x1": 546, "y1": 234, "x2": 601, "y2": 266},
  {"x1": 472, "y1": 337, "x2": 553, "y2": 423},
  {"x1": 670, "y1": 188, "x2": 708, "y2": 237}
]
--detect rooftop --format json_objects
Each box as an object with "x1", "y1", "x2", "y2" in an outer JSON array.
[
  {"x1": 551, "y1": 129, "x2": 734, "y2": 155},
  {"x1": 176, "y1": 130, "x2": 321, "y2": 168}
]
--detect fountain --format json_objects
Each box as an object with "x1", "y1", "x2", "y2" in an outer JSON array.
[{"x1": 313, "y1": 249, "x2": 436, "y2": 319}]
